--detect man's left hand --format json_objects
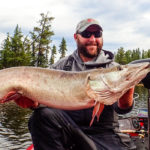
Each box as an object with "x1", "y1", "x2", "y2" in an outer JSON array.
[{"x1": 14, "y1": 96, "x2": 39, "y2": 108}]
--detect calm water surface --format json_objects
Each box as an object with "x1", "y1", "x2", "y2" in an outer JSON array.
[
  {"x1": 0, "y1": 86, "x2": 149, "y2": 150},
  {"x1": 0, "y1": 104, "x2": 32, "y2": 150}
]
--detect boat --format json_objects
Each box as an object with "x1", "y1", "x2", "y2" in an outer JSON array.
[
  {"x1": 26, "y1": 108, "x2": 148, "y2": 150},
  {"x1": 118, "y1": 108, "x2": 148, "y2": 150},
  {"x1": 26, "y1": 58, "x2": 150, "y2": 150}
]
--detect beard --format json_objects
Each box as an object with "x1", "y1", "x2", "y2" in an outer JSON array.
[{"x1": 77, "y1": 42, "x2": 102, "y2": 59}]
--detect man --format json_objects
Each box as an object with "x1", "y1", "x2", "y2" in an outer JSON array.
[{"x1": 16, "y1": 18, "x2": 135, "y2": 150}]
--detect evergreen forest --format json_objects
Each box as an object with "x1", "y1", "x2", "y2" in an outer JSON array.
[{"x1": 0, "y1": 13, "x2": 149, "y2": 69}]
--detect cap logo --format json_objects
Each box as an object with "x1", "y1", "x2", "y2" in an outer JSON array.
[{"x1": 87, "y1": 19, "x2": 94, "y2": 22}]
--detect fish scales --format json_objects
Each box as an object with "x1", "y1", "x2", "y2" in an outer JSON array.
[
  {"x1": 0, "y1": 63, "x2": 150, "y2": 125},
  {"x1": 0, "y1": 67, "x2": 92, "y2": 110}
]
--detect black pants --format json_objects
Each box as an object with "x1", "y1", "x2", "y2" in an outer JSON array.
[{"x1": 28, "y1": 107, "x2": 130, "y2": 150}]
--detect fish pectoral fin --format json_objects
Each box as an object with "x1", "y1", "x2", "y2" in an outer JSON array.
[
  {"x1": 96, "y1": 103, "x2": 104, "y2": 121},
  {"x1": 0, "y1": 91, "x2": 22, "y2": 103},
  {"x1": 90, "y1": 102, "x2": 104, "y2": 126}
]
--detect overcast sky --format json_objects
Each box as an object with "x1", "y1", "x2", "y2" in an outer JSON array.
[{"x1": 0, "y1": 0, "x2": 150, "y2": 56}]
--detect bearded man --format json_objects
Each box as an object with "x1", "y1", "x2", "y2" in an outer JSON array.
[{"x1": 17, "y1": 18, "x2": 136, "y2": 150}]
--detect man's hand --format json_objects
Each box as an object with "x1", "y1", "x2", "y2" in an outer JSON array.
[
  {"x1": 14, "y1": 96, "x2": 39, "y2": 108},
  {"x1": 118, "y1": 87, "x2": 134, "y2": 109}
]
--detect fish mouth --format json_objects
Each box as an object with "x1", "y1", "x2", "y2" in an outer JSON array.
[
  {"x1": 136, "y1": 63, "x2": 150, "y2": 71},
  {"x1": 127, "y1": 63, "x2": 150, "y2": 76},
  {"x1": 125, "y1": 63, "x2": 150, "y2": 87}
]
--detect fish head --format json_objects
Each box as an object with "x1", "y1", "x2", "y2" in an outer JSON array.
[
  {"x1": 121, "y1": 62, "x2": 150, "y2": 81},
  {"x1": 88, "y1": 62, "x2": 150, "y2": 92}
]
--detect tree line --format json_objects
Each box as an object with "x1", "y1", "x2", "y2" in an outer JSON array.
[
  {"x1": 0, "y1": 13, "x2": 149, "y2": 69},
  {"x1": 0, "y1": 13, "x2": 67, "y2": 69},
  {"x1": 115, "y1": 47, "x2": 150, "y2": 64}
]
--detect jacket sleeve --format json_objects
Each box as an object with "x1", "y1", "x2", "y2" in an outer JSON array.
[
  {"x1": 112, "y1": 101, "x2": 134, "y2": 114},
  {"x1": 142, "y1": 72, "x2": 150, "y2": 89},
  {"x1": 50, "y1": 56, "x2": 70, "y2": 70}
]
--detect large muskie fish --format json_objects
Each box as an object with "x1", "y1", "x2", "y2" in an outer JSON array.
[{"x1": 0, "y1": 63, "x2": 149, "y2": 126}]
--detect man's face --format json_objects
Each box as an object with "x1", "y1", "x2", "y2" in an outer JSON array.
[{"x1": 75, "y1": 25, "x2": 103, "y2": 59}]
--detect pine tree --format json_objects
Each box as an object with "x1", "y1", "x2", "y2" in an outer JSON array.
[
  {"x1": 30, "y1": 12, "x2": 54, "y2": 67},
  {"x1": 115, "y1": 47, "x2": 126, "y2": 64},
  {"x1": 0, "y1": 25, "x2": 31, "y2": 68},
  {"x1": 131, "y1": 48, "x2": 141, "y2": 61},
  {"x1": 142, "y1": 50, "x2": 147, "y2": 59},
  {"x1": 147, "y1": 49, "x2": 150, "y2": 58},
  {"x1": 30, "y1": 32, "x2": 37, "y2": 66},
  {"x1": 50, "y1": 45, "x2": 57, "y2": 65},
  {"x1": 0, "y1": 33, "x2": 12, "y2": 68},
  {"x1": 125, "y1": 50, "x2": 132, "y2": 63},
  {"x1": 59, "y1": 37, "x2": 67, "y2": 59},
  {"x1": 10, "y1": 25, "x2": 31, "y2": 66}
]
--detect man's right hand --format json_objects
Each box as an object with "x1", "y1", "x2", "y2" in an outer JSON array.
[{"x1": 14, "y1": 96, "x2": 39, "y2": 108}]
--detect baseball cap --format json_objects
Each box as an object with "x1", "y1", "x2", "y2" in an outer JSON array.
[{"x1": 76, "y1": 18, "x2": 103, "y2": 33}]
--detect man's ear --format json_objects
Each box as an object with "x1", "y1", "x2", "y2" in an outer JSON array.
[{"x1": 74, "y1": 33, "x2": 77, "y2": 41}]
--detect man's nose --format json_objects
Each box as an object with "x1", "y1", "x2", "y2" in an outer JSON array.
[{"x1": 89, "y1": 35, "x2": 96, "y2": 42}]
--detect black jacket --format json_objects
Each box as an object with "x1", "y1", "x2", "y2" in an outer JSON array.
[{"x1": 50, "y1": 49, "x2": 134, "y2": 133}]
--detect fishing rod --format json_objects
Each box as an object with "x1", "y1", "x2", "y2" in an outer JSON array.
[{"x1": 120, "y1": 129, "x2": 147, "y2": 134}]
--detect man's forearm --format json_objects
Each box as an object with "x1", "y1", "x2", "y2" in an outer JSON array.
[{"x1": 118, "y1": 87, "x2": 134, "y2": 109}]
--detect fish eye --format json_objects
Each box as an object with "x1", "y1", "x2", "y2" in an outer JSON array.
[{"x1": 117, "y1": 66, "x2": 123, "y2": 71}]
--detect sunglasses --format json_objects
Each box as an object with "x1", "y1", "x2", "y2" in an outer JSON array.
[{"x1": 78, "y1": 30, "x2": 102, "y2": 38}]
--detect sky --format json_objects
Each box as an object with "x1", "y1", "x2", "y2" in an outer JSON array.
[{"x1": 0, "y1": 0, "x2": 150, "y2": 57}]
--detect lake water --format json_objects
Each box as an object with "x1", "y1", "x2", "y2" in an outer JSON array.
[
  {"x1": 0, "y1": 104, "x2": 32, "y2": 150},
  {"x1": 0, "y1": 86, "x2": 149, "y2": 150}
]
